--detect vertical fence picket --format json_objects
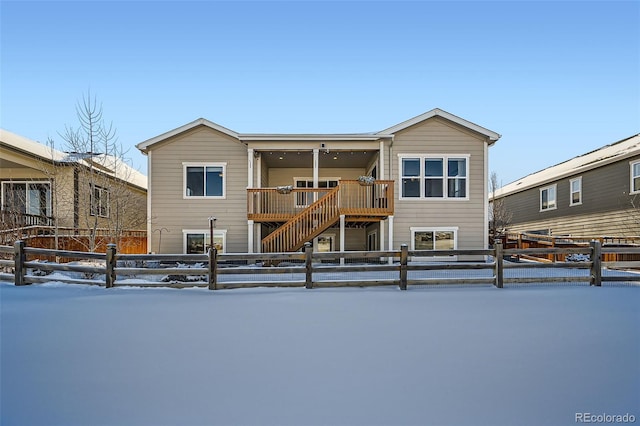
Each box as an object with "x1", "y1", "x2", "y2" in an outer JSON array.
[
  {"x1": 399, "y1": 244, "x2": 408, "y2": 290},
  {"x1": 208, "y1": 248, "x2": 217, "y2": 291},
  {"x1": 14, "y1": 240, "x2": 25, "y2": 286},
  {"x1": 495, "y1": 242, "x2": 504, "y2": 288},
  {"x1": 590, "y1": 240, "x2": 602, "y2": 287},
  {"x1": 305, "y1": 242, "x2": 313, "y2": 289},
  {"x1": 105, "y1": 244, "x2": 117, "y2": 288}
]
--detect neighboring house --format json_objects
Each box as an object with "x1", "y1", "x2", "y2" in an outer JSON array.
[
  {"x1": 136, "y1": 108, "x2": 500, "y2": 255},
  {"x1": 0, "y1": 129, "x2": 148, "y2": 245},
  {"x1": 492, "y1": 133, "x2": 640, "y2": 237}
]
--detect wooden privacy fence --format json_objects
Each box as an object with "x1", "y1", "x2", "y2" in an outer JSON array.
[{"x1": 2, "y1": 241, "x2": 640, "y2": 290}]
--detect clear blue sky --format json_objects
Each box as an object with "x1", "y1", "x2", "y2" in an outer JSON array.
[{"x1": 2, "y1": 0, "x2": 639, "y2": 186}]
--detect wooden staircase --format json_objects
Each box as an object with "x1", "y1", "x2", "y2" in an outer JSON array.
[{"x1": 262, "y1": 186, "x2": 340, "y2": 253}]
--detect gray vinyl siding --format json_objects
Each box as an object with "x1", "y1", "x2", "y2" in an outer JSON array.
[
  {"x1": 149, "y1": 126, "x2": 249, "y2": 253},
  {"x1": 390, "y1": 117, "x2": 488, "y2": 250},
  {"x1": 500, "y1": 156, "x2": 640, "y2": 236}
]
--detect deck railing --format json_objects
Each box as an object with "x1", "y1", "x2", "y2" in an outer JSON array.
[
  {"x1": 1, "y1": 209, "x2": 54, "y2": 227},
  {"x1": 261, "y1": 186, "x2": 341, "y2": 253},
  {"x1": 247, "y1": 180, "x2": 394, "y2": 220},
  {"x1": 338, "y1": 180, "x2": 394, "y2": 216}
]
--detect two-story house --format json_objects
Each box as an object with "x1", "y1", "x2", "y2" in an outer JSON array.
[
  {"x1": 492, "y1": 133, "x2": 640, "y2": 237},
  {"x1": 0, "y1": 129, "x2": 147, "y2": 247},
  {"x1": 136, "y1": 108, "x2": 500, "y2": 255}
]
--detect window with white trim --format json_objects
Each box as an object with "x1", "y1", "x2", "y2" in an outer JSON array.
[
  {"x1": 570, "y1": 177, "x2": 582, "y2": 206},
  {"x1": 399, "y1": 155, "x2": 469, "y2": 199},
  {"x1": 183, "y1": 229, "x2": 227, "y2": 254},
  {"x1": 410, "y1": 226, "x2": 458, "y2": 259},
  {"x1": 184, "y1": 163, "x2": 226, "y2": 198},
  {"x1": 90, "y1": 185, "x2": 110, "y2": 217},
  {"x1": 1, "y1": 181, "x2": 51, "y2": 217},
  {"x1": 540, "y1": 184, "x2": 557, "y2": 211},
  {"x1": 294, "y1": 177, "x2": 339, "y2": 206},
  {"x1": 631, "y1": 161, "x2": 640, "y2": 194}
]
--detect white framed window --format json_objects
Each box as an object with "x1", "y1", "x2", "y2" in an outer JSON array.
[
  {"x1": 294, "y1": 177, "x2": 339, "y2": 206},
  {"x1": 183, "y1": 229, "x2": 227, "y2": 254},
  {"x1": 1, "y1": 181, "x2": 52, "y2": 217},
  {"x1": 90, "y1": 185, "x2": 110, "y2": 217},
  {"x1": 183, "y1": 162, "x2": 226, "y2": 199},
  {"x1": 398, "y1": 154, "x2": 469, "y2": 200},
  {"x1": 631, "y1": 161, "x2": 640, "y2": 194},
  {"x1": 540, "y1": 184, "x2": 557, "y2": 211},
  {"x1": 410, "y1": 226, "x2": 458, "y2": 260},
  {"x1": 570, "y1": 177, "x2": 582, "y2": 206}
]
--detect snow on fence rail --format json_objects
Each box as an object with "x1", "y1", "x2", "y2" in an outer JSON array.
[{"x1": 1, "y1": 241, "x2": 640, "y2": 290}]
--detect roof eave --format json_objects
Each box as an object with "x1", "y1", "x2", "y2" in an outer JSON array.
[
  {"x1": 239, "y1": 134, "x2": 393, "y2": 142},
  {"x1": 494, "y1": 149, "x2": 640, "y2": 198}
]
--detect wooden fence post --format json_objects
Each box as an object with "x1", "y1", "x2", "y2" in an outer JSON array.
[
  {"x1": 495, "y1": 242, "x2": 504, "y2": 288},
  {"x1": 399, "y1": 244, "x2": 408, "y2": 290},
  {"x1": 305, "y1": 242, "x2": 313, "y2": 289},
  {"x1": 14, "y1": 240, "x2": 25, "y2": 286},
  {"x1": 208, "y1": 247, "x2": 217, "y2": 291},
  {"x1": 105, "y1": 243, "x2": 117, "y2": 288},
  {"x1": 590, "y1": 240, "x2": 602, "y2": 287}
]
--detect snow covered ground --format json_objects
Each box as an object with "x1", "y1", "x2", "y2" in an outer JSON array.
[{"x1": 1, "y1": 282, "x2": 638, "y2": 426}]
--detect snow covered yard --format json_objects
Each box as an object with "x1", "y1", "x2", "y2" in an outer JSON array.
[{"x1": 1, "y1": 283, "x2": 638, "y2": 426}]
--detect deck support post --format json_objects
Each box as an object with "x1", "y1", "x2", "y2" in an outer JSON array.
[
  {"x1": 313, "y1": 148, "x2": 319, "y2": 203},
  {"x1": 248, "y1": 148, "x2": 254, "y2": 189},
  {"x1": 590, "y1": 240, "x2": 602, "y2": 287},
  {"x1": 339, "y1": 214, "x2": 345, "y2": 265},
  {"x1": 388, "y1": 215, "x2": 394, "y2": 264},
  {"x1": 248, "y1": 220, "x2": 254, "y2": 254}
]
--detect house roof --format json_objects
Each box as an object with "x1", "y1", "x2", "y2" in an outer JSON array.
[
  {"x1": 0, "y1": 128, "x2": 148, "y2": 191},
  {"x1": 0, "y1": 128, "x2": 70, "y2": 163},
  {"x1": 136, "y1": 108, "x2": 500, "y2": 153},
  {"x1": 493, "y1": 133, "x2": 640, "y2": 198},
  {"x1": 377, "y1": 108, "x2": 501, "y2": 143}
]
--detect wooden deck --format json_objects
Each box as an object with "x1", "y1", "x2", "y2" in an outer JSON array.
[
  {"x1": 248, "y1": 180, "x2": 394, "y2": 252},
  {"x1": 247, "y1": 180, "x2": 394, "y2": 222}
]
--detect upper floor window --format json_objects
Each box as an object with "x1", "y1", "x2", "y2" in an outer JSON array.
[
  {"x1": 91, "y1": 185, "x2": 110, "y2": 217},
  {"x1": 570, "y1": 177, "x2": 582, "y2": 206},
  {"x1": 540, "y1": 184, "x2": 557, "y2": 211},
  {"x1": 631, "y1": 161, "x2": 640, "y2": 194},
  {"x1": 399, "y1": 155, "x2": 469, "y2": 200},
  {"x1": 184, "y1": 163, "x2": 226, "y2": 198}
]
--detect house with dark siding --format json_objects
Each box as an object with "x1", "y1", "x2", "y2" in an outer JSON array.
[{"x1": 492, "y1": 134, "x2": 640, "y2": 237}]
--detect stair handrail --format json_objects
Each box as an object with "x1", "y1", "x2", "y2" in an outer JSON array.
[{"x1": 262, "y1": 185, "x2": 341, "y2": 253}]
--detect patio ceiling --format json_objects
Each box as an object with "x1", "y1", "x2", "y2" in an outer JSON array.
[{"x1": 260, "y1": 149, "x2": 377, "y2": 169}]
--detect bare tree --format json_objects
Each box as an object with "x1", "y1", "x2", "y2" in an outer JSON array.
[
  {"x1": 489, "y1": 171, "x2": 512, "y2": 244},
  {"x1": 58, "y1": 92, "x2": 146, "y2": 251}
]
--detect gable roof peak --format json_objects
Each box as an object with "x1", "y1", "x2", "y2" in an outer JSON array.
[{"x1": 378, "y1": 108, "x2": 501, "y2": 143}]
